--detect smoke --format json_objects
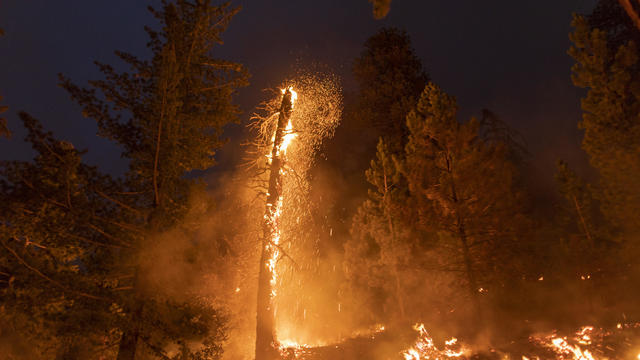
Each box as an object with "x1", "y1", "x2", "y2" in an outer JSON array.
[
  {"x1": 128, "y1": 167, "x2": 261, "y2": 359},
  {"x1": 134, "y1": 71, "x2": 347, "y2": 360},
  {"x1": 0, "y1": 317, "x2": 40, "y2": 360}
]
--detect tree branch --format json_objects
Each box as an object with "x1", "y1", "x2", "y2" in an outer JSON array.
[
  {"x1": 1, "y1": 239, "x2": 108, "y2": 301},
  {"x1": 618, "y1": 0, "x2": 640, "y2": 31}
]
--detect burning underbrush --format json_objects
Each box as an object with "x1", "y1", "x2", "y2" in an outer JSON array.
[{"x1": 273, "y1": 322, "x2": 640, "y2": 360}]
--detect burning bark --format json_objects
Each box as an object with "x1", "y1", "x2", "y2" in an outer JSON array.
[{"x1": 256, "y1": 88, "x2": 295, "y2": 360}]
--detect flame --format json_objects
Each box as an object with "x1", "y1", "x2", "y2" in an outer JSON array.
[
  {"x1": 279, "y1": 87, "x2": 298, "y2": 156},
  {"x1": 277, "y1": 339, "x2": 312, "y2": 359},
  {"x1": 525, "y1": 324, "x2": 632, "y2": 360},
  {"x1": 248, "y1": 76, "x2": 343, "y2": 360},
  {"x1": 402, "y1": 323, "x2": 468, "y2": 360},
  {"x1": 548, "y1": 337, "x2": 595, "y2": 360},
  {"x1": 266, "y1": 196, "x2": 284, "y2": 298},
  {"x1": 280, "y1": 119, "x2": 297, "y2": 155},
  {"x1": 265, "y1": 88, "x2": 297, "y2": 302},
  {"x1": 266, "y1": 88, "x2": 298, "y2": 165},
  {"x1": 528, "y1": 327, "x2": 597, "y2": 360},
  {"x1": 281, "y1": 86, "x2": 298, "y2": 108},
  {"x1": 276, "y1": 323, "x2": 386, "y2": 357}
]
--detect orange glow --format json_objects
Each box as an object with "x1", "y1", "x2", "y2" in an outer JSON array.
[{"x1": 402, "y1": 323, "x2": 468, "y2": 360}]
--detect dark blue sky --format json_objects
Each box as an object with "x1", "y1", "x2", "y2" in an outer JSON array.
[{"x1": 0, "y1": 0, "x2": 596, "y2": 183}]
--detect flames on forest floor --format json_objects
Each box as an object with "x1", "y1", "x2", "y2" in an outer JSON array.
[
  {"x1": 274, "y1": 322, "x2": 640, "y2": 360},
  {"x1": 402, "y1": 322, "x2": 640, "y2": 360},
  {"x1": 276, "y1": 324, "x2": 386, "y2": 359}
]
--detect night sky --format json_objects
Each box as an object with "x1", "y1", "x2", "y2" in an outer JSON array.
[{"x1": 0, "y1": 0, "x2": 597, "y2": 187}]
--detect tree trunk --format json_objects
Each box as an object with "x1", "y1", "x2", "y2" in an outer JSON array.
[
  {"x1": 382, "y1": 172, "x2": 406, "y2": 320},
  {"x1": 116, "y1": 265, "x2": 145, "y2": 360},
  {"x1": 255, "y1": 89, "x2": 294, "y2": 360},
  {"x1": 447, "y1": 167, "x2": 481, "y2": 318},
  {"x1": 116, "y1": 297, "x2": 144, "y2": 360},
  {"x1": 457, "y1": 220, "x2": 479, "y2": 304}
]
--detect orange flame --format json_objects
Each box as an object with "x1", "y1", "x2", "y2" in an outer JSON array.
[{"x1": 402, "y1": 324, "x2": 468, "y2": 360}]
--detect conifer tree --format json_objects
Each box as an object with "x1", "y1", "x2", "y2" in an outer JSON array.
[
  {"x1": 346, "y1": 83, "x2": 529, "y2": 332},
  {"x1": 60, "y1": 1, "x2": 247, "y2": 357},
  {"x1": 352, "y1": 27, "x2": 428, "y2": 155},
  {"x1": 347, "y1": 139, "x2": 412, "y2": 324},
  {"x1": 1, "y1": 113, "x2": 128, "y2": 358},
  {"x1": 1, "y1": 1, "x2": 247, "y2": 359},
  {"x1": 569, "y1": 11, "x2": 640, "y2": 234},
  {"x1": 569, "y1": 3, "x2": 640, "y2": 314},
  {"x1": 401, "y1": 83, "x2": 528, "y2": 323},
  {"x1": 555, "y1": 161, "x2": 600, "y2": 251}
]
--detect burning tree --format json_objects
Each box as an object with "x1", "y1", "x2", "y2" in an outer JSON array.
[
  {"x1": 255, "y1": 87, "x2": 297, "y2": 360},
  {"x1": 248, "y1": 75, "x2": 342, "y2": 359}
]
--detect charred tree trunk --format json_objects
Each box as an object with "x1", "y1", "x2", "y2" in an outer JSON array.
[{"x1": 255, "y1": 89, "x2": 294, "y2": 360}]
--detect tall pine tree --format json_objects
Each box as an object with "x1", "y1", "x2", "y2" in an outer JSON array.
[
  {"x1": 568, "y1": 1, "x2": 640, "y2": 316},
  {"x1": 346, "y1": 83, "x2": 530, "y2": 334},
  {"x1": 569, "y1": 6, "x2": 640, "y2": 234},
  {"x1": 59, "y1": 1, "x2": 248, "y2": 358},
  {"x1": 1, "y1": 1, "x2": 247, "y2": 359}
]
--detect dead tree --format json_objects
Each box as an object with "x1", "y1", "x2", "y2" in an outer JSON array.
[{"x1": 255, "y1": 88, "x2": 294, "y2": 360}]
